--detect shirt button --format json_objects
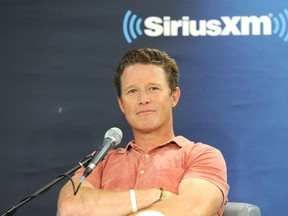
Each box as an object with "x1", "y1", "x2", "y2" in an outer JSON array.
[
  {"x1": 140, "y1": 170, "x2": 145, "y2": 175},
  {"x1": 145, "y1": 154, "x2": 150, "y2": 158}
]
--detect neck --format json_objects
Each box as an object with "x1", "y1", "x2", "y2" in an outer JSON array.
[{"x1": 132, "y1": 127, "x2": 175, "y2": 152}]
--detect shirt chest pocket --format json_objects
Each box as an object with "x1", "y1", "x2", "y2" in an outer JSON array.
[{"x1": 155, "y1": 168, "x2": 185, "y2": 194}]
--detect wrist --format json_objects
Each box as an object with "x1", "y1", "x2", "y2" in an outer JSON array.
[
  {"x1": 159, "y1": 188, "x2": 169, "y2": 201},
  {"x1": 154, "y1": 188, "x2": 167, "y2": 203},
  {"x1": 130, "y1": 190, "x2": 138, "y2": 212},
  {"x1": 129, "y1": 188, "x2": 164, "y2": 212}
]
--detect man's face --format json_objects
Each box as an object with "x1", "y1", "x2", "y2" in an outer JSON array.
[{"x1": 117, "y1": 63, "x2": 180, "y2": 133}]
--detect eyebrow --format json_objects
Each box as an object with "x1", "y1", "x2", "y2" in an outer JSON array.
[{"x1": 123, "y1": 82, "x2": 162, "y2": 91}]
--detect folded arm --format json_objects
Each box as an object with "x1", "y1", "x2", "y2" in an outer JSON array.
[
  {"x1": 129, "y1": 177, "x2": 224, "y2": 216},
  {"x1": 57, "y1": 178, "x2": 162, "y2": 216}
]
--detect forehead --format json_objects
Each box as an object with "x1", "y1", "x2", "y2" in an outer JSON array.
[{"x1": 121, "y1": 64, "x2": 167, "y2": 83}]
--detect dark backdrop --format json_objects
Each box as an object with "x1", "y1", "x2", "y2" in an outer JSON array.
[{"x1": 1, "y1": 1, "x2": 287, "y2": 215}]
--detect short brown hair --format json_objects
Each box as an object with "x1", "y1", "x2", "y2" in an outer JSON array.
[{"x1": 113, "y1": 48, "x2": 180, "y2": 97}]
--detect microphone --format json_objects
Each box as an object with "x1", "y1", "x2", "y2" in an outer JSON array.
[{"x1": 82, "y1": 127, "x2": 123, "y2": 179}]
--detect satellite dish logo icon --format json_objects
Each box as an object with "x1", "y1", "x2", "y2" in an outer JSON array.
[
  {"x1": 272, "y1": 9, "x2": 288, "y2": 42},
  {"x1": 123, "y1": 10, "x2": 143, "y2": 43}
]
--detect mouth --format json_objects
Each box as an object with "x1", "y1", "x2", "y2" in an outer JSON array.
[{"x1": 136, "y1": 110, "x2": 156, "y2": 115}]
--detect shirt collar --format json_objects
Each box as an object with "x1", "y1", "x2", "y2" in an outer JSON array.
[{"x1": 123, "y1": 135, "x2": 191, "y2": 151}]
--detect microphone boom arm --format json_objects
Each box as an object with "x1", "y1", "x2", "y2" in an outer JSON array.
[{"x1": 0, "y1": 154, "x2": 93, "y2": 216}]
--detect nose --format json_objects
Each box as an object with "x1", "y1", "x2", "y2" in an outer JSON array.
[{"x1": 138, "y1": 92, "x2": 151, "y2": 105}]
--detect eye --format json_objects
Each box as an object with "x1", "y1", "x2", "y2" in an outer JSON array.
[
  {"x1": 149, "y1": 86, "x2": 160, "y2": 91},
  {"x1": 128, "y1": 89, "x2": 137, "y2": 94}
]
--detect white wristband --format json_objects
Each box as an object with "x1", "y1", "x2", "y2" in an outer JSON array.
[{"x1": 130, "y1": 189, "x2": 137, "y2": 212}]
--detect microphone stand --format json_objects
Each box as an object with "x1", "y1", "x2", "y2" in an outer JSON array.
[{"x1": 1, "y1": 154, "x2": 93, "y2": 216}]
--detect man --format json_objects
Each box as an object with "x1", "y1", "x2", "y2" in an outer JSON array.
[{"x1": 58, "y1": 48, "x2": 229, "y2": 216}]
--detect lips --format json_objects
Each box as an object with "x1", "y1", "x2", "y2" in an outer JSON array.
[{"x1": 136, "y1": 109, "x2": 156, "y2": 115}]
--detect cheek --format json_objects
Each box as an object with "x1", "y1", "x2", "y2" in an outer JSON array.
[
  {"x1": 119, "y1": 100, "x2": 133, "y2": 115},
  {"x1": 164, "y1": 95, "x2": 175, "y2": 107},
  {"x1": 118, "y1": 97, "x2": 128, "y2": 113}
]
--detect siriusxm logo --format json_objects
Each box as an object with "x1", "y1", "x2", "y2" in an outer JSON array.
[{"x1": 122, "y1": 9, "x2": 288, "y2": 43}]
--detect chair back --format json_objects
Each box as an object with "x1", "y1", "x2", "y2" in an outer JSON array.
[{"x1": 223, "y1": 202, "x2": 261, "y2": 216}]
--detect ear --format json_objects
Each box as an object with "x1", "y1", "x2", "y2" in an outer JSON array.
[
  {"x1": 171, "y1": 87, "x2": 181, "y2": 108},
  {"x1": 117, "y1": 96, "x2": 125, "y2": 113}
]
